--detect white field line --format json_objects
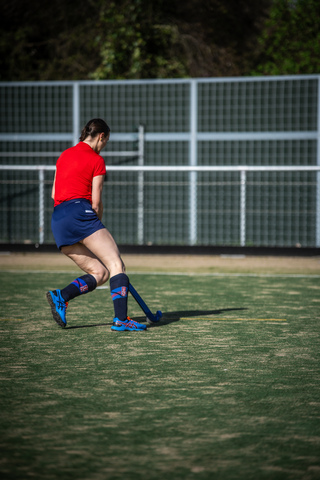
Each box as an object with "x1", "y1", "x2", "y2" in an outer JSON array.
[
  {"x1": 128, "y1": 271, "x2": 320, "y2": 279},
  {"x1": 0, "y1": 269, "x2": 320, "y2": 278}
]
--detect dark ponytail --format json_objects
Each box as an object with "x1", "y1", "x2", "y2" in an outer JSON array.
[{"x1": 79, "y1": 118, "x2": 110, "y2": 142}]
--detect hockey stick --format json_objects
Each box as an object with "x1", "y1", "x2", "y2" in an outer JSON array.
[{"x1": 129, "y1": 283, "x2": 162, "y2": 323}]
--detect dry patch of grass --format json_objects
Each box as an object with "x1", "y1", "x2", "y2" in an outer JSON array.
[{"x1": 0, "y1": 252, "x2": 320, "y2": 275}]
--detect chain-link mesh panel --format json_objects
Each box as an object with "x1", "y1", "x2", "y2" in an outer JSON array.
[
  {"x1": 198, "y1": 78, "x2": 318, "y2": 132},
  {"x1": 0, "y1": 84, "x2": 73, "y2": 133},
  {"x1": 246, "y1": 171, "x2": 316, "y2": 247},
  {"x1": 79, "y1": 81, "x2": 190, "y2": 133},
  {"x1": 198, "y1": 140, "x2": 317, "y2": 166},
  {"x1": 0, "y1": 77, "x2": 319, "y2": 247},
  {"x1": 0, "y1": 170, "x2": 40, "y2": 243}
]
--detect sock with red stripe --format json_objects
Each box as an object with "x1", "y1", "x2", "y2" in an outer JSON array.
[
  {"x1": 60, "y1": 274, "x2": 97, "y2": 302},
  {"x1": 110, "y1": 273, "x2": 129, "y2": 321}
]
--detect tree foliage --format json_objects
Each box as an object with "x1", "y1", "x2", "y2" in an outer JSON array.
[
  {"x1": 0, "y1": 0, "x2": 100, "y2": 80},
  {"x1": 90, "y1": 1, "x2": 188, "y2": 79},
  {"x1": 90, "y1": 0, "x2": 272, "y2": 79},
  {"x1": 252, "y1": 0, "x2": 320, "y2": 75},
  {"x1": 0, "y1": 0, "x2": 318, "y2": 81}
]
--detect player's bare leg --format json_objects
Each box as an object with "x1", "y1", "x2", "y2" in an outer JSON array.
[
  {"x1": 61, "y1": 241, "x2": 110, "y2": 286},
  {"x1": 47, "y1": 229, "x2": 146, "y2": 330},
  {"x1": 73, "y1": 229, "x2": 146, "y2": 330},
  {"x1": 79, "y1": 228, "x2": 125, "y2": 279},
  {"x1": 46, "y1": 241, "x2": 110, "y2": 327}
]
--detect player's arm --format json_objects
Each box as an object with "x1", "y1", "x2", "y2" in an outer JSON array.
[
  {"x1": 92, "y1": 175, "x2": 105, "y2": 220},
  {"x1": 51, "y1": 170, "x2": 57, "y2": 200}
]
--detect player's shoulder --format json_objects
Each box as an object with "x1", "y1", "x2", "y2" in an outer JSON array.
[
  {"x1": 59, "y1": 143, "x2": 87, "y2": 158},
  {"x1": 60, "y1": 144, "x2": 77, "y2": 156}
]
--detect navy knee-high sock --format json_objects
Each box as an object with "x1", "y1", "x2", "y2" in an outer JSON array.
[
  {"x1": 60, "y1": 274, "x2": 97, "y2": 302},
  {"x1": 110, "y1": 273, "x2": 129, "y2": 321}
]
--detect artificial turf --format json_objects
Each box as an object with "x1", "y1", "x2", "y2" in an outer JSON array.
[{"x1": 0, "y1": 269, "x2": 319, "y2": 479}]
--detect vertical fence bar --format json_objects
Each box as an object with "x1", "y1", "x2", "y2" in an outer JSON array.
[
  {"x1": 316, "y1": 77, "x2": 320, "y2": 247},
  {"x1": 189, "y1": 80, "x2": 198, "y2": 245},
  {"x1": 39, "y1": 169, "x2": 44, "y2": 244},
  {"x1": 240, "y1": 169, "x2": 246, "y2": 247},
  {"x1": 137, "y1": 125, "x2": 144, "y2": 245},
  {"x1": 73, "y1": 82, "x2": 80, "y2": 146}
]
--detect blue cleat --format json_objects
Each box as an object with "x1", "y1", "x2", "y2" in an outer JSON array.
[
  {"x1": 111, "y1": 317, "x2": 147, "y2": 332},
  {"x1": 46, "y1": 289, "x2": 68, "y2": 328}
]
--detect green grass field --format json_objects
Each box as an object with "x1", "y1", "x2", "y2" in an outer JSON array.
[{"x1": 0, "y1": 259, "x2": 320, "y2": 479}]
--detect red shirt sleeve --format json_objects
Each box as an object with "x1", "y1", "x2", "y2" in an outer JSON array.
[{"x1": 93, "y1": 155, "x2": 106, "y2": 177}]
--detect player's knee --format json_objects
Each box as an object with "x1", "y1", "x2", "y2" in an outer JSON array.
[
  {"x1": 94, "y1": 266, "x2": 110, "y2": 286},
  {"x1": 108, "y1": 257, "x2": 126, "y2": 277},
  {"x1": 114, "y1": 257, "x2": 126, "y2": 274}
]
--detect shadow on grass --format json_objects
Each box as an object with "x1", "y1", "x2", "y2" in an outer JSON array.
[
  {"x1": 65, "y1": 308, "x2": 247, "y2": 330},
  {"x1": 146, "y1": 307, "x2": 248, "y2": 327},
  {"x1": 65, "y1": 323, "x2": 110, "y2": 330}
]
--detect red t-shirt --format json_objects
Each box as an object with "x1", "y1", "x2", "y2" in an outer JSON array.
[{"x1": 54, "y1": 142, "x2": 106, "y2": 206}]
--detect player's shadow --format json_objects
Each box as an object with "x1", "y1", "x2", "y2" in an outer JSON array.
[
  {"x1": 134, "y1": 307, "x2": 248, "y2": 327},
  {"x1": 65, "y1": 322, "x2": 110, "y2": 330},
  {"x1": 64, "y1": 308, "x2": 247, "y2": 330}
]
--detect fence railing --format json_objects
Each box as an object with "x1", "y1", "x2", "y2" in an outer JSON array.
[
  {"x1": 1, "y1": 76, "x2": 319, "y2": 248},
  {"x1": 0, "y1": 164, "x2": 319, "y2": 248}
]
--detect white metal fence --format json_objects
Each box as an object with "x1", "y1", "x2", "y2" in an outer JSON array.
[
  {"x1": 0, "y1": 76, "x2": 319, "y2": 248},
  {"x1": 0, "y1": 163, "x2": 319, "y2": 248}
]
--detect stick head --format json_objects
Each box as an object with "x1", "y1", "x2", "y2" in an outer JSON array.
[{"x1": 146, "y1": 310, "x2": 162, "y2": 324}]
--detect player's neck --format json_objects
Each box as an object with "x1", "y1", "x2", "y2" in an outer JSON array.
[{"x1": 83, "y1": 138, "x2": 100, "y2": 153}]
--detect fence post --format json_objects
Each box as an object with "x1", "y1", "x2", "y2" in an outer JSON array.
[
  {"x1": 137, "y1": 125, "x2": 145, "y2": 245},
  {"x1": 316, "y1": 77, "x2": 320, "y2": 247},
  {"x1": 39, "y1": 169, "x2": 45, "y2": 245},
  {"x1": 189, "y1": 79, "x2": 198, "y2": 246},
  {"x1": 73, "y1": 82, "x2": 80, "y2": 146},
  {"x1": 240, "y1": 169, "x2": 246, "y2": 247}
]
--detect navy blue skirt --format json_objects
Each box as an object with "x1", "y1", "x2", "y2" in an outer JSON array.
[{"x1": 51, "y1": 199, "x2": 105, "y2": 249}]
